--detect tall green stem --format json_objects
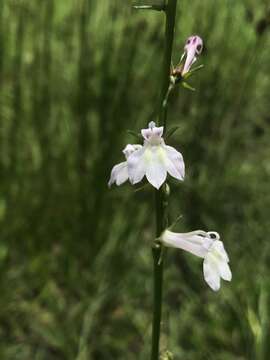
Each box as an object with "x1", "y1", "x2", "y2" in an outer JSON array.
[
  {"x1": 158, "y1": 0, "x2": 178, "y2": 131},
  {"x1": 151, "y1": 1, "x2": 178, "y2": 359}
]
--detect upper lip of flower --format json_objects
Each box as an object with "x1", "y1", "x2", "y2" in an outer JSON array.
[{"x1": 141, "y1": 121, "x2": 164, "y2": 144}]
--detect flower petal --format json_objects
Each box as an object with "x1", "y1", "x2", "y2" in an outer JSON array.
[
  {"x1": 127, "y1": 147, "x2": 146, "y2": 184},
  {"x1": 141, "y1": 128, "x2": 153, "y2": 141},
  {"x1": 203, "y1": 254, "x2": 221, "y2": 291},
  {"x1": 217, "y1": 260, "x2": 232, "y2": 282},
  {"x1": 108, "y1": 161, "x2": 129, "y2": 187},
  {"x1": 152, "y1": 126, "x2": 163, "y2": 138},
  {"x1": 163, "y1": 145, "x2": 185, "y2": 181},
  {"x1": 208, "y1": 241, "x2": 231, "y2": 281},
  {"x1": 145, "y1": 147, "x2": 167, "y2": 189},
  {"x1": 141, "y1": 125, "x2": 164, "y2": 141},
  {"x1": 123, "y1": 144, "x2": 142, "y2": 158},
  {"x1": 182, "y1": 47, "x2": 196, "y2": 75},
  {"x1": 161, "y1": 230, "x2": 208, "y2": 258},
  {"x1": 182, "y1": 36, "x2": 203, "y2": 75},
  {"x1": 210, "y1": 240, "x2": 230, "y2": 262}
]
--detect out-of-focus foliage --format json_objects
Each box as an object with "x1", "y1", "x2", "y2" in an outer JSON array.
[{"x1": 0, "y1": 0, "x2": 270, "y2": 359}]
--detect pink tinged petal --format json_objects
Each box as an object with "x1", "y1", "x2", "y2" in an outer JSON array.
[
  {"x1": 161, "y1": 230, "x2": 208, "y2": 258},
  {"x1": 182, "y1": 35, "x2": 203, "y2": 75},
  {"x1": 184, "y1": 36, "x2": 203, "y2": 54},
  {"x1": 163, "y1": 145, "x2": 185, "y2": 181},
  {"x1": 108, "y1": 162, "x2": 129, "y2": 187},
  {"x1": 182, "y1": 46, "x2": 197, "y2": 75},
  {"x1": 203, "y1": 255, "x2": 221, "y2": 291},
  {"x1": 127, "y1": 147, "x2": 146, "y2": 184},
  {"x1": 141, "y1": 125, "x2": 164, "y2": 141},
  {"x1": 141, "y1": 128, "x2": 153, "y2": 141},
  {"x1": 144, "y1": 147, "x2": 167, "y2": 189},
  {"x1": 152, "y1": 126, "x2": 163, "y2": 138}
]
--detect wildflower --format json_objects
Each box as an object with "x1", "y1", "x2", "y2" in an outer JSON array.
[
  {"x1": 160, "y1": 229, "x2": 232, "y2": 291},
  {"x1": 108, "y1": 122, "x2": 185, "y2": 189}
]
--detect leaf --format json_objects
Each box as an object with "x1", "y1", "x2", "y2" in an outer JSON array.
[
  {"x1": 126, "y1": 130, "x2": 141, "y2": 141},
  {"x1": 247, "y1": 307, "x2": 261, "y2": 340},
  {"x1": 167, "y1": 214, "x2": 183, "y2": 230},
  {"x1": 158, "y1": 246, "x2": 166, "y2": 265},
  {"x1": 181, "y1": 81, "x2": 195, "y2": 91},
  {"x1": 183, "y1": 64, "x2": 204, "y2": 79},
  {"x1": 165, "y1": 125, "x2": 182, "y2": 139}
]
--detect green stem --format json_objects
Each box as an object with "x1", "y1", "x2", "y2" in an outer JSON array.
[
  {"x1": 151, "y1": 1, "x2": 178, "y2": 359},
  {"x1": 158, "y1": 0, "x2": 178, "y2": 132}
]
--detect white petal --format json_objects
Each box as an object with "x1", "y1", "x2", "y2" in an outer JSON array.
[
  {"x1": 203, "y1": 255, "x2": 221, "y2": 291},
  {"x1": 141, "y1": 128, "x2": 152, "y2": 141},
  {"x1": 141, "y1": 123, "x2": 163, "y2": 141},
  {"x1": 152, "y1": 126, "x2": 163, "y2": 138},
  {"x1": 218, "y1": 260, "x2": 232, "y2": 281},
  {"x1": 127, "y1": 147, "x2": 146, "y2": 184},
  {"x1": 163, "y1": 145, "x2": 185, "y2": 180},
  {"x1": 145, "y1": 147, "x2": 167, "y2": 189},
  {"x1": 108, "y1": 162, "x2": 129, "y2": 187},
  {"x1": 210, "y1": 240, "x2": 230, "y2": 262},
  {"x1": 161, "y1": 230, "x2": 207, "y2": 258},
  {"x1": 123, "y1": 144, "x2": 142, "y2": 158}
]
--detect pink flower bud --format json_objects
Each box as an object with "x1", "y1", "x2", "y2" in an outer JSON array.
[{"x1": 182, "y1": 35, "x2": 203, "y2": 75}]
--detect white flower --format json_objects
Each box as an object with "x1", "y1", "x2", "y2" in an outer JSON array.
[
  {"x1": 108, "y1": 144, "x2": 142, "y2": 187},
  {"x1": 108, "y1": 122, "x2": 185, "y2": 189},
  {"x1": 160, "y1": 229, "x2": 232, "y2": 291}
]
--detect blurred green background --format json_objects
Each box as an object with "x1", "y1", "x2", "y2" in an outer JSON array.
[{"x1": 1, "y1": 0, "x2": 270, "y2": 359}]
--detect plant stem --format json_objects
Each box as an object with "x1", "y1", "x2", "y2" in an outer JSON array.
[
  {"x1": 151, "y1": 1, "x2": 178, "y2": 359},
  {"x1": 158, "y1": 0, "x2": 178, "y2": 132},
  {"x1": 151, "y1": 190, "x2": 165, "y2": 360}
]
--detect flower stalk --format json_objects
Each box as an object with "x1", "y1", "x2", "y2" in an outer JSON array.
[
  {"x1": 152, "y1": 1, "x2": 178, "y2": 359},
  {"x1": 158, "y1": 0, "x2": 178, "y2": 131},
  {"x1": 109, "y1": 2, "x2": 209, "y2": 358}
]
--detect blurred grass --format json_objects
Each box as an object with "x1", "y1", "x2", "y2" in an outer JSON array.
[{"x1": 0, "y1": 0, "x2": 270, "y2": 359}]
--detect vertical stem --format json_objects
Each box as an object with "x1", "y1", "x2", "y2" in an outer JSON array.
[
  {"x1": 158, "y1": 0, "x2": 178, "y2": 131},
  {"x1": 151, "y1": 1, "x2": 178, "y2": 359},
  {"x1": 151, "y1": 190, "x2": 165, "y2": 360}
]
